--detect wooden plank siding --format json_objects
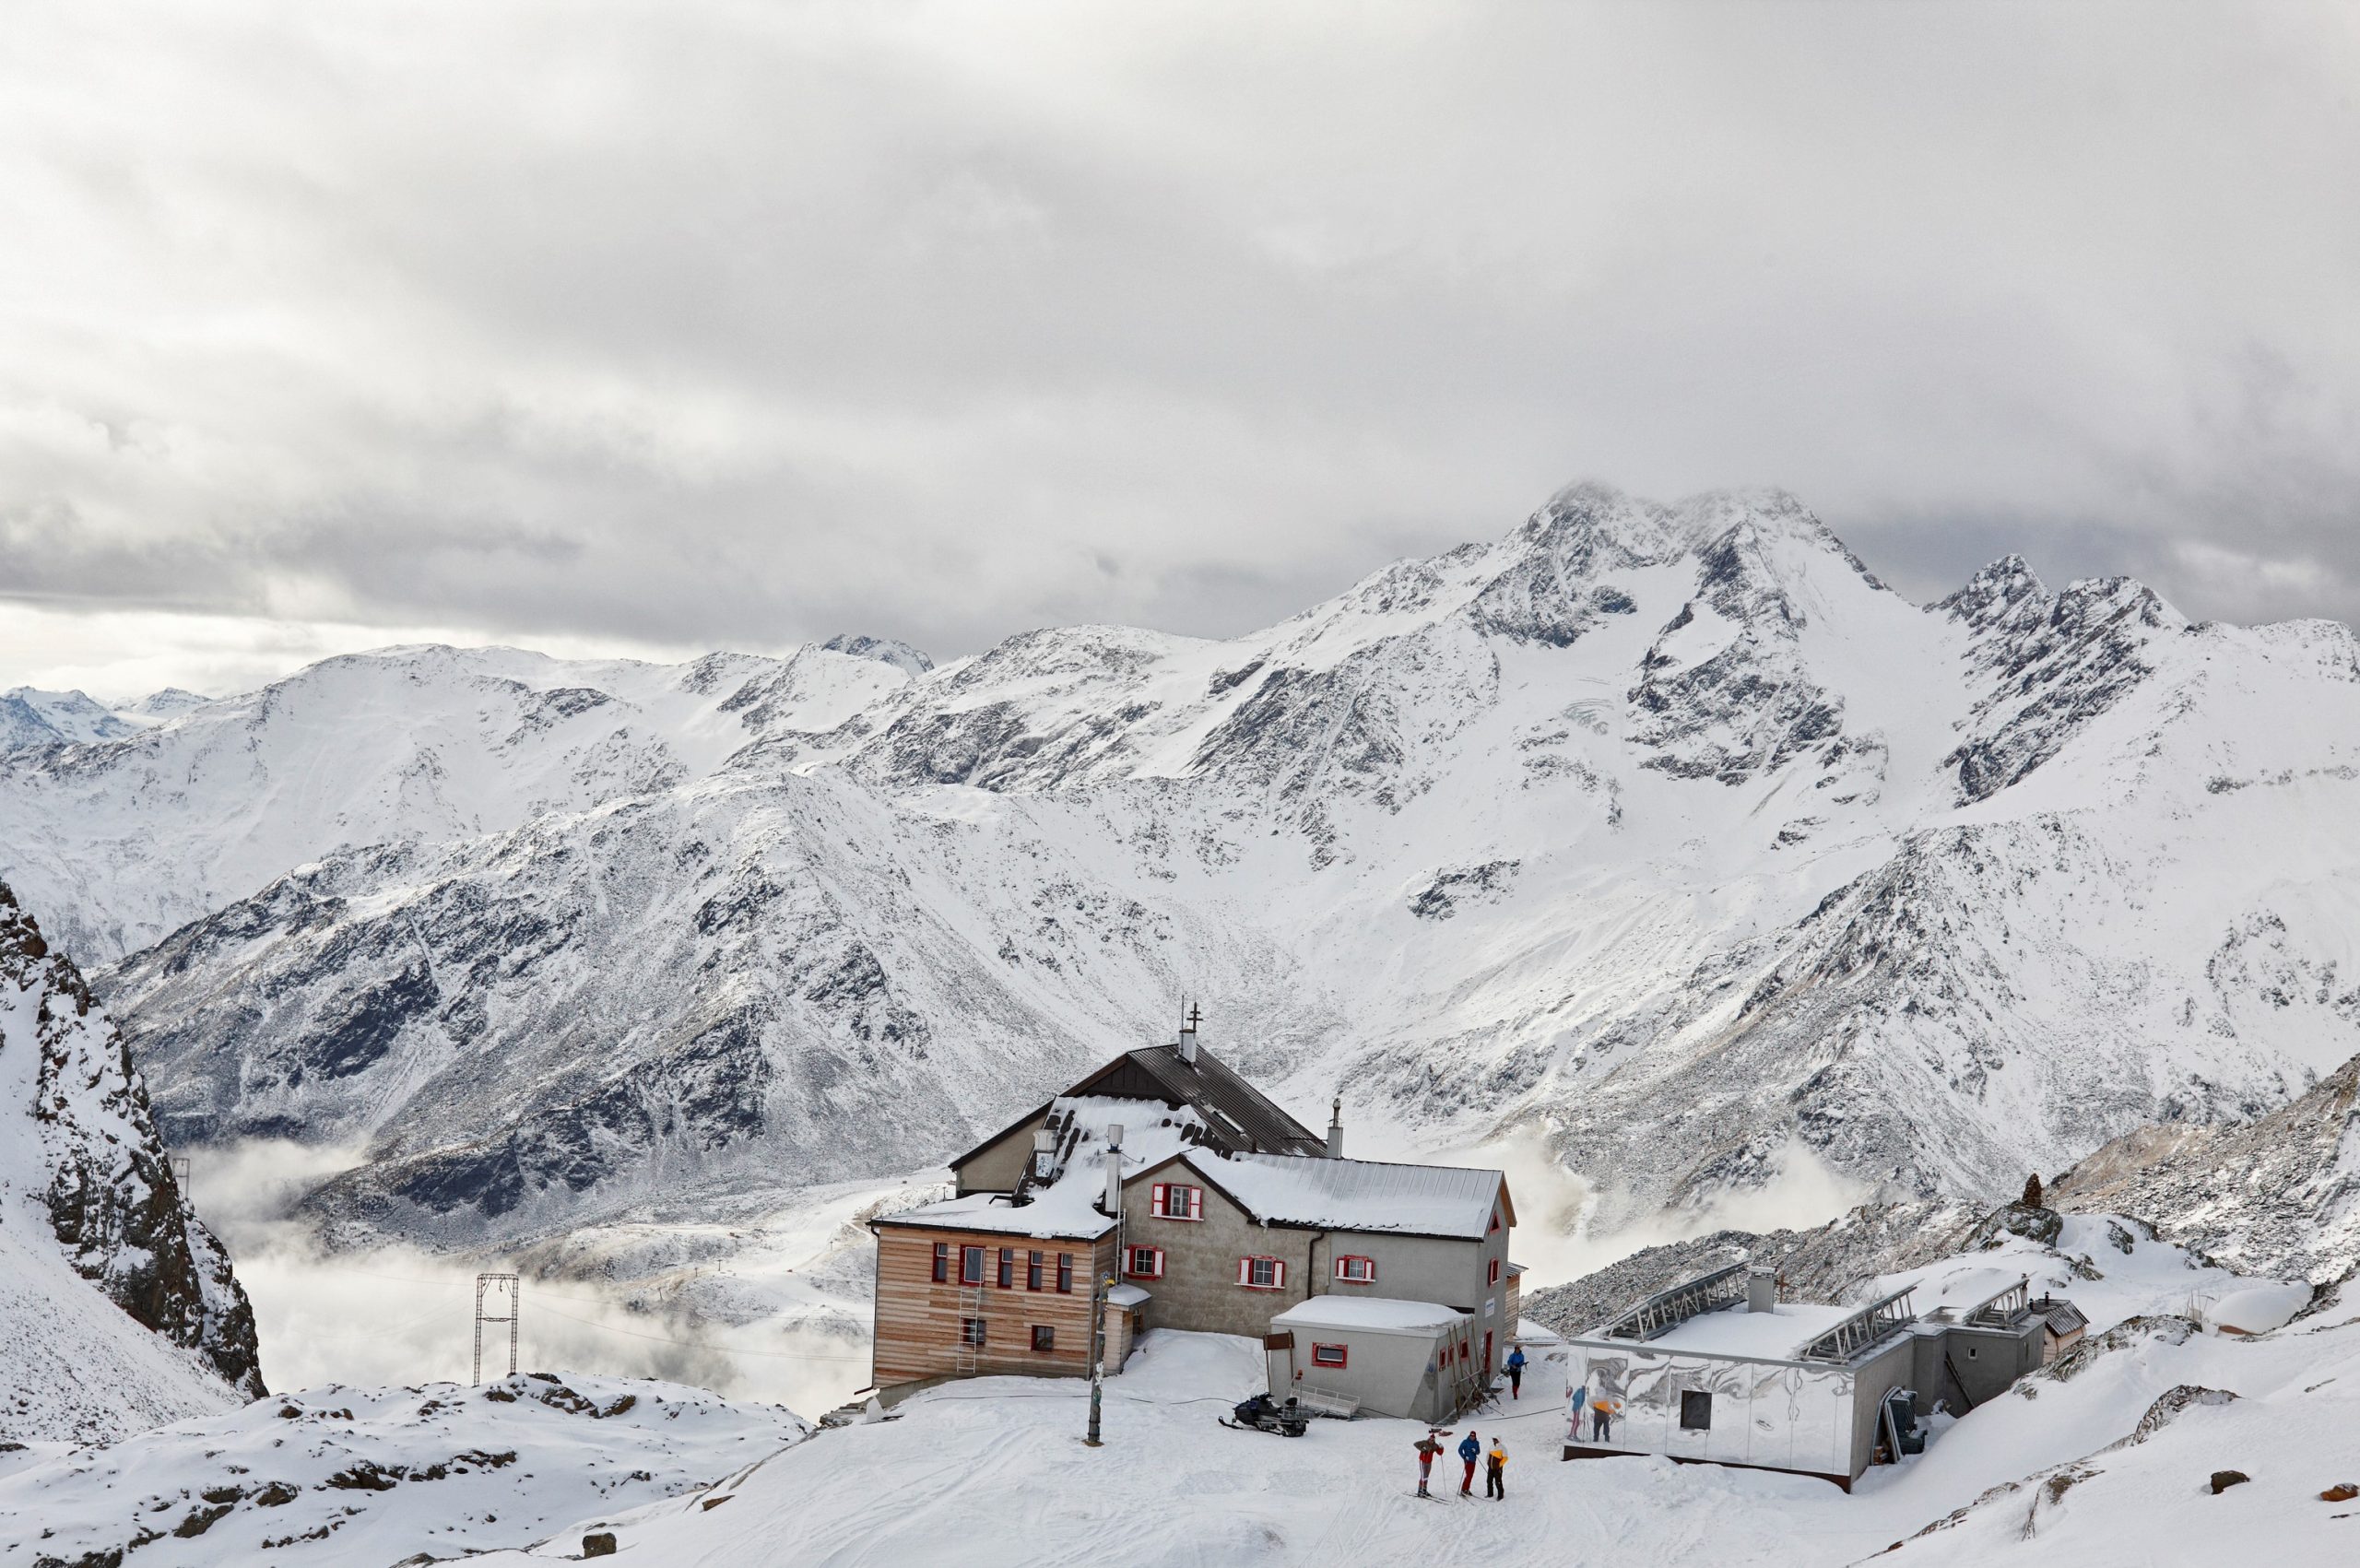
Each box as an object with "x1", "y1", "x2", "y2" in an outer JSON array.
[{"x1": 870, "y1": 1225, "x2": 1120, "y2": 1387}]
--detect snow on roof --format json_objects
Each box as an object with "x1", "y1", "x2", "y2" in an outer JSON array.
[
  {"x1": 1106, "y1": 1284, "x2": 1150, "y2": 1307},
  {"x1": 1640, "y1": 1302, "x2": 1864, "y2": 1360},
  {"x1": 879, "y1": 1102, "x2": 1202, "y2": 1241},
  {"x1": 1271, "y1": 1296, "x2": 1466, "y2": 1335},
  {"x1": 1180, "y1": 1150, "x2": 1501, "y2": 1239}
]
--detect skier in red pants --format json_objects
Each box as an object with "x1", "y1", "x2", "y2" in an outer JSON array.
[
  {"x1": 1457, "y1": 1430, "x2": 1481, "y2": 1494},
  {"x1": 1413, "y1": 1432, "x2": 1445, "y2": 1496}
]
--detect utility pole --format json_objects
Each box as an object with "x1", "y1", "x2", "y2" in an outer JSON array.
[
  {"x1": 1085, "y1": 1270, "x2": 1108, "y2": 1447},
  {"x1": 171, "y1": 1156, "x2": 191, "y2": 1200},
  {"x1": 474, "y1": 1273, "x2": 520, "y2": 1384}
]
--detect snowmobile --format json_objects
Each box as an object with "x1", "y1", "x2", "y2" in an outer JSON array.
[{"x1": 1221, "y1": 1393, "x2": 1310, "y2": 1437}]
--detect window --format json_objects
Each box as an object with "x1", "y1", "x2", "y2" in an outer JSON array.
[
  {"x1": 1237, "y1": 1256, "x2": 1287, "y2": 1291},
  {"x1": 961, "y1": 1318, "x2": 986, "y2": 1348},
  {"x1": 1027, "y1": 1250, "x2": 1044, "y2": 1291},
  {"x1": 1149, "y1": 1183, "x2": 1203, "y2": 1220},
  {"x1": 1056, "y1": 1253, "x2": 1073, "y2": 1294},
  {"x1": 1311, "y1": 1342, "x2": 1348, "y2": 1369},
  {"x1": 1680, "y1": 1390, "x2": 1713, "y2": 1432},
  {"x1": 1488, "y1": 1208, "x2": 1502, "y2": 1235},
  {"x1": 1031, "y1": 1325, "x2": 1056, "y2": 1353},
  {"x1": 1125, "y1": 1244, "x2": 1164, "y2": 1279},
  {"x1": 997, "y1": 1247, "x2": 1015, "y2": 1290},
  {"x1": 1487, "y1": 1257, "x2": 1501, "y2": 1287},
  {"x1": 1334, "y1": 1255, "x2": 1376, "y2": 1283},
  {"x1": 932, "y1": 1242, "x2": 950, "y2": 1284},
  {"x1": 961, "y1": 1245, "x2": 985, "y2": 1286}
]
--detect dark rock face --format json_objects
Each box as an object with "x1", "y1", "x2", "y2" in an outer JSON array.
[
  {"x1": 1940, "y1": 561, "x2": 2181, "y2": 803},
  {"x1": 0, "y1": 881, "x2": 265, "y2": 1398}
]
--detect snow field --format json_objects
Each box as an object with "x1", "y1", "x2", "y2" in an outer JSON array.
[{"x1": 0, "y1": 1373, "x2": 809, "y2": 1567}]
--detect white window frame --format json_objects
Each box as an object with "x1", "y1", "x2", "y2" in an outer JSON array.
[{"x1": 1150, "y1": 1183, "x2": 1204, "y2": 1220}]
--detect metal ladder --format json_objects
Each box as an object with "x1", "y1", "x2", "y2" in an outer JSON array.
[
  {"x1": 955, "y1": 1279, "x2": 986, "y2": 1373},
  {"x1": 1446, "y1": 1321, "x2": 1486, "y2": 1418}
]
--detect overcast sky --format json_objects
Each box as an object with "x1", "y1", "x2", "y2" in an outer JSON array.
[{"x1": 4, "y1": 1, "x2": 2356, "y2": 697}]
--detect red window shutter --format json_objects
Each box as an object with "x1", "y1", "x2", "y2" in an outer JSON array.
[
  {"x1": 1187, "y1": 1187, "x2": 1202, "y2": 1220},
  {"x1": 1150, "y1": 1183, "x2": 1165, "y2": 1216},
  {"x1": 1273, "y1": 1260, "x2": 1287, "y2": 1289},
  {"x1": 1236, "y1": 1256, "x2": 1251, "y2": 1285}
]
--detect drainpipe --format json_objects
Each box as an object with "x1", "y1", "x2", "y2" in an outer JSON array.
[{"x1": 1305, "y1": 1231, "x2": 1328, "y2": 1302}]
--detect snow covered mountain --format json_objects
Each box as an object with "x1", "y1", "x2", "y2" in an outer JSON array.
[
  {"x1": 0, "y1": 688, "x2": 138, "y2": 751},
  {"x1": 0, "y1": 879, "x2": 265, "y2": 1444},
  {"x1": 6, "y1": 482, "x2": 2360, "y2": 1258}
]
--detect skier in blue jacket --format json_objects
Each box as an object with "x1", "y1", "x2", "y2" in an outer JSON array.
[
  {"x1": 1504, "y1": 1345, "x2": 1527, "y2": 1399},
  {"x1": 1457, "y1": 1430, "x2": 1481, "y2": 1494}
]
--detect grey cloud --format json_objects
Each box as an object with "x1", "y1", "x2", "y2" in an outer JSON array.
[{"x1": 2, "y1": 0, "x2": 2356, "y2": 676}]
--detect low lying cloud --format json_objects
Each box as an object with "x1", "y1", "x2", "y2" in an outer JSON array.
[
  {"x1": 188, "y1": 1140, "x2": 873, "y2": 1419},
  {"x1": 1464, "y1": 1132, "x2": 1870, "y2": 1292}
]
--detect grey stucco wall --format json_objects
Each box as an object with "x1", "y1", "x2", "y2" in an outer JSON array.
[{"x1": 1117, "y1": 1157, "x2": 1512, "y2": 1373}]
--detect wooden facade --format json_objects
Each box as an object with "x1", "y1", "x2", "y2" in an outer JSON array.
[{"x1": 869, "y1": 1223, "x2": 1122, "y2": 1388}]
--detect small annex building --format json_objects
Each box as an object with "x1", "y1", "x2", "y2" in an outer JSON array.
[
  {"x1": 1562, "y1": 1264, "x2": 2085, "y2": 1491},
  {"x1": 1266, "y1": 1297, "x2": 1477, "y2": 1425},
  {"x1": 867, "y1": 1015, "x2": 1517, "y2": 1415}
]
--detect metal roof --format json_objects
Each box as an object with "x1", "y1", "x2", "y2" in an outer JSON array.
[
  {"x1": 946, "y1": 1041, "x2": 1327, "y2": 1173},
  {"x1": 1060, "y1": 1043, "x2": 1328, "y2": 1158}
]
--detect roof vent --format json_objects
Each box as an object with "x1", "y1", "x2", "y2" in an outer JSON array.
[
  {"x1": 1747, "y1": 1267, "x2": 1776, "y2": 1314},
  {"x1": 1176, "y1": 998, "x2": 1201, "y2": 1066},
  {"x1": 1326, "y1": 1097, "x2": 1345, "y2": 1159}
]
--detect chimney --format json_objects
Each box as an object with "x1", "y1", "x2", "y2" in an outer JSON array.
[
  {"x1": 1747, "y1": 1267, "x2": 1776, "y2": 1314},
  {"x1": 1326, "y1": 1097, "x2": 1345, "y2": 1159},
  {"x1": 1176, "y1": 1000, "x2": 1199, "y2": 1066},
  {"x1": 1103, "y1": 1124, "x2": 1125, "y2": 1216}
]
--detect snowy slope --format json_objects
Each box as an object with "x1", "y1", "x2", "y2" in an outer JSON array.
[
  {"x1": 0, "y1": 880, "x2": 264, "y2": 1444},
  {"x1": 0, "y1": 1372, "x2": 808, "y2": 1565},
  {"x1": 438, "y1": 1224, "x2": 2350, "y2": 1568},
  {"x1": 9, "y1": 483, "x2": 2360, "y2": 1259}
]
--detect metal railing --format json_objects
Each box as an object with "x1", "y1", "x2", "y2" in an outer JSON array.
[
  {"x1": 1599, "y1": 1263, "x2": 1750, "y2": 1342},
  {"x1": 1797, "y1": 1287, "x2": 1917, "y2": 1362},
  {"x1": 1965, "y1": 1277, "x2": 2031, "y2": 1327}
]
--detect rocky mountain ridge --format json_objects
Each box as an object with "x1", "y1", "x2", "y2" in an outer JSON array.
[{"x1": 5, "y1": 482, "x2": 2358, "y2": 1259}]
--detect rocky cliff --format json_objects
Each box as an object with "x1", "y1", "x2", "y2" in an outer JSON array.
[{"x1": 1, "y1": 879, "x2": 264, "y2": 1439}]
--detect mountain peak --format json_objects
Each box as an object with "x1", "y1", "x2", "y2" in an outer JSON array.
[{"x1": 820, "y1": 633, "x2": 935, "y2": 678}]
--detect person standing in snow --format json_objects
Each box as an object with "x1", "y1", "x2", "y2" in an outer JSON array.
[
  {"x1": 1414, "y1": 1431, "x2": 1445, "y2": 1496},
  {"x1": 1569, "y1": 1380, "x2": 1588, "y2": 1441},
  {"x1": 1484, "y1": 1438, "x2": 1507, "y2": 1499},
  {"x1": 1504, "y1": 1344, "x2": 1527, "y2": 1400},
  {"x1": 1591, "y1": 1394, "x2": 1619, "y2": 1444},
  {"x1": 1457, "y1": 1430, "x2": 1481, "y2": 1495}
]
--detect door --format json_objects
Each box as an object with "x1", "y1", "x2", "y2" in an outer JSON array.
[{"x1": 1481, "y1": 1331, "x2": 1493, "y2": 1375}]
